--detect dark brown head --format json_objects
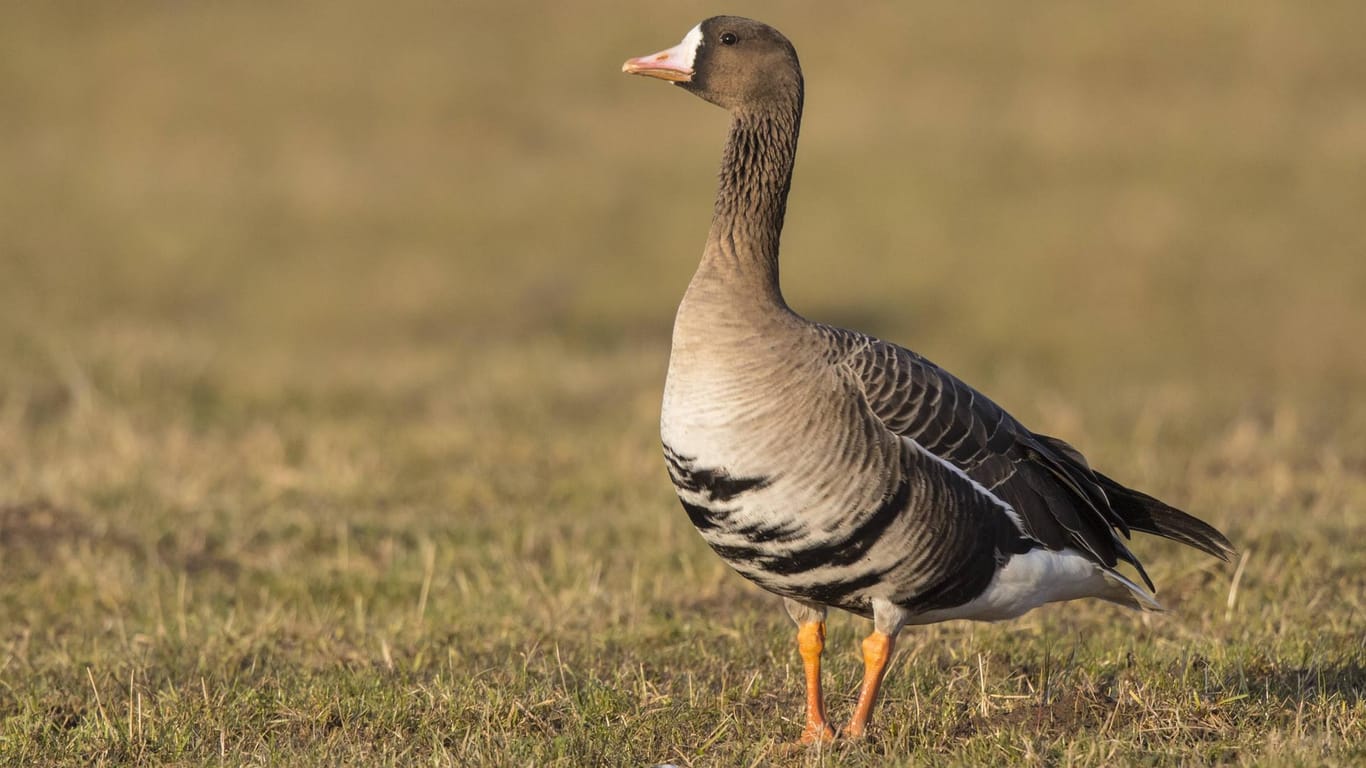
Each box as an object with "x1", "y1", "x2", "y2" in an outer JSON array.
[{"x1": 622, "y1": 17, "x2": 802, "y2": 112}]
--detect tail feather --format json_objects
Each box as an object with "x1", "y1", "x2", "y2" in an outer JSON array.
[
  {"x1": 1095, "y1": 472, "x2": 1237, "y2": 562},
  {"x1": 1099, "y1": 568, "x2": 1165, "y2": 612}
]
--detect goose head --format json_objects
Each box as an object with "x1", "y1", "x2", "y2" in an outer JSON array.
[{"x1": 622, "y1": 16, "x2": 802, "y2": 112}]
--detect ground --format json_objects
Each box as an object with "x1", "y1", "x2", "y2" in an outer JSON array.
[{"x1": 1, "y1": 2, "x2": 1363, "y2": 765}]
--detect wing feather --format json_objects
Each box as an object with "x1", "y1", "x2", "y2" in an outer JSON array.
[{"x1": 824, "y1": 325, "x2": 1166, "y2": 583}]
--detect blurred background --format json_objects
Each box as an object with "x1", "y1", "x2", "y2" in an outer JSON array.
[
  {"x1": 5, "y1": 0, "x2": 1365, "y2": 425},
  {"x1": 4, "y1": 0, "x2": 1365, "y2": 585},
  {"x1": 2, "y1": 1, "x2": 1364, "y2": 760}
]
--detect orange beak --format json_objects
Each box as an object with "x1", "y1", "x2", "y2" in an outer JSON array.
[{"x1": 622, "y1": 41, "x2": 695, "y2": 83}]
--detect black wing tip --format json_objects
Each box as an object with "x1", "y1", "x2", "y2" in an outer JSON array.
[
  {"x1": 1161, "y1": 513, "x2": 1238, "y2": 563},
  {"x1": 1094, "y1": 472, "x2": 1237, "y2": 562}
]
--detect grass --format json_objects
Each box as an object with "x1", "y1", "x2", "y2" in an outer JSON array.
[{"x1": 2, "y1": 1, "x2": 1364, "y2": 765}]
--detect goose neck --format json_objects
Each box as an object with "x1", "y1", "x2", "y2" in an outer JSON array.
[{"x1": 698, "y1": 98, "x2": 803, "y2": 305}]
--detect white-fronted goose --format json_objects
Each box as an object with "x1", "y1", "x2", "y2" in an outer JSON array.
[{"x1": 623, "y1": 17, "x2": 1235, "y2": 743}]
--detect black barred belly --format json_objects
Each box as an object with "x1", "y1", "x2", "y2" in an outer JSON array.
[{"x1": 663, "y1": 442, "x2": 1011, "y2": 618}]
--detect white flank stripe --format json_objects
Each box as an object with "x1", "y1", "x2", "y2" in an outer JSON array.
[{"x1": 903, "y1": 437, "x2": 1032, "y2": 537}]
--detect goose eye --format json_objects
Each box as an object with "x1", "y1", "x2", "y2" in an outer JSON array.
[{"x1": 719, "y1": 32, "x2": 738, "y2": 45}]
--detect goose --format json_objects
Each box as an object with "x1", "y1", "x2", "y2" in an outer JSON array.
[{"x1": 623, "y1": 17, "x2": 1235, "y2": 743}]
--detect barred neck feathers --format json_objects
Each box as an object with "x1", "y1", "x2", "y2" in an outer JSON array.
[{"x1": 700, "y1": 97, "x2": 803, "y2": 307}]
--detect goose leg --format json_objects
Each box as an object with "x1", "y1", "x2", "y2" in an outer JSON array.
[
  {"x1": 784, "y1": 598, "x2": 834, "y2": 743},
  {"x1": 796, "y1": 621, "x2": 835, "y2": 742},
  {"x1": 844, "y1": 630, "x2": 895, "y2": 738},
  {"x1": 845, "y1": 599, "x2": 907, "y2": 739}
]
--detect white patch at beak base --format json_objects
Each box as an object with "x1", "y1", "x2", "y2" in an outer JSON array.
[
  {"x1": 621, "y1": 23, "x2": 703, "y2": 80},
  {"x1": 673, "y1": 23, "x2": 704, "y2": 71}
]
